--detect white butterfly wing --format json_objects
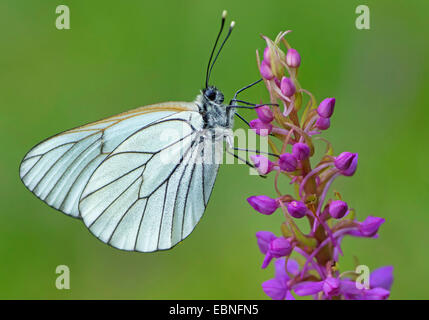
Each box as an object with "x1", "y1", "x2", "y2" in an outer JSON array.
[
  {"x1": 79, "y1": 112, "x2": 220, "y2": 252},
  {"x1": 19, "y1": 102, "x2": 197, "y2": 218}
]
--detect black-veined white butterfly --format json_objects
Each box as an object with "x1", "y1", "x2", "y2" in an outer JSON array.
[{"x1": 20, "y1": 11, "x2": 261, "y2": 252}]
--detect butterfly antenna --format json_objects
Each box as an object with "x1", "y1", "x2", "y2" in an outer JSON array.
[
  {"x1": 207, "y1": 20, "x2": 235, "y2": 88},
  {"x1": 205, "y1": 10, "x2": 227, "y2": 88}
]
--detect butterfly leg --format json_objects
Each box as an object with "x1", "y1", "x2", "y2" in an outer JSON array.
[
  {"x1": 224, "y1": 136, "x2": 267, "y2": 178},
  {"x1": 230, "y1": 78, "x2": 278, "y2": 109},
  {"x1": 231, "y1": 78, "x2": 262, "y2": 101},
  {"x1": 229, "y1": 78, "x2": 262, "y2": 128},
  {"x1": 224, "y1": 128, "x2": 278, "y2": 158},
  {"x1": 224, "y1": 148, "x2": 267, "y2": 179},
  {"x1": 234, "y1": 112, "x2": 250, "y2": 127},
  {"x1": 229, "y1": 147, "x2": 279, "y2": 158},
  {"x1": 227, "y1": 79, "x2": 278, "y2": 129},
  {"x1": 229, "y1": 100, "x2": 279, "y2": 108}
]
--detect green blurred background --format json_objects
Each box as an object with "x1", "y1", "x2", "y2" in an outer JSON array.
[{"x1": 1, "y1": 0, "x2": 428, "y2": 299}]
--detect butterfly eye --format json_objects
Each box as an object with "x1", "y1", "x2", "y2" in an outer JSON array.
[
  {"x1": 204, "y1": 87, "x2": 224, "y2": 104},
  {"x1": 205, "y1": 88, "x2": 217, "y2": 101}
]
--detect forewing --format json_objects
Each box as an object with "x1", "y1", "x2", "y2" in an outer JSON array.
[
  {"x1": 19, "y1": 102, "x2": 197, "y2": 218},
  {"x1": 79, "y1": 116, "x2": 220, "y2": 252}
]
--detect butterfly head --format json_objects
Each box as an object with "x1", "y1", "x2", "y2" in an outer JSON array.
[{"x1": 202, "y1": 86, "x2": 224, "y2": 105}]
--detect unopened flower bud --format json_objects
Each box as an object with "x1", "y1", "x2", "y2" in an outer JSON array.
[
  {"x1": 263, "y1": 47, "x2": 271, "y2": 65},
  {"x1": 250, "y1": 119, "x2": 273, "y2": 136},
  {"x1": 286, "y1": 48, "x2": 301, "y2": 68},
  {"x1": 278, "y1": 153, "x2": 298, "y2": 172},
  {"x1": 334, "y1": 152, "x2": 358, "y2": 176},
  {"x1": 328, "y1": 200, "x2": 348, "y2": 219},
  {"x1": 269, "y1": 237, "x2": 293, "y2": 258},
  {"x1": 250, "y1": 155, "x2": 275, "y2": 175},
  {"x1": 255, "y1": 105, "x2": 274, "y2": 123},
  {"x1": 247, "y1": 195, "x2": 279, "y2": 215},
  {"x1": 260, "y1": 60, "x2": 274, "y2": 80},
  {"x1": 292, "y1": 142, "x2": 310, "y2": 161},
  {"x1": 287, "y1": 200, "x2": 308, "y2": 218},
  {"x1": 359, "y1": 216, "x2": 385, "y2": 237},
  {"x1": 317, "y1": 98, "x2": 336, "y2": 118},
  {"x1": 315, "y1": 117, "x2": 330, "y2": 130},
  {"x1": 255, "y1": 231, "x2": 276, "y2": 254},
  {"x1": 280, "y1": 76, "x2": 296, "y2": 97}
]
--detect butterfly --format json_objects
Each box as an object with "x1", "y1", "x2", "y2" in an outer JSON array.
[{"x1": 19, "y1": 11, "x2": 263, "y2": 253}]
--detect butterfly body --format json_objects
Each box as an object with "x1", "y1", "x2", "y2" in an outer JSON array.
[{"x1": 198, "y1": 86, "x2": 235, "y2": 131}]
